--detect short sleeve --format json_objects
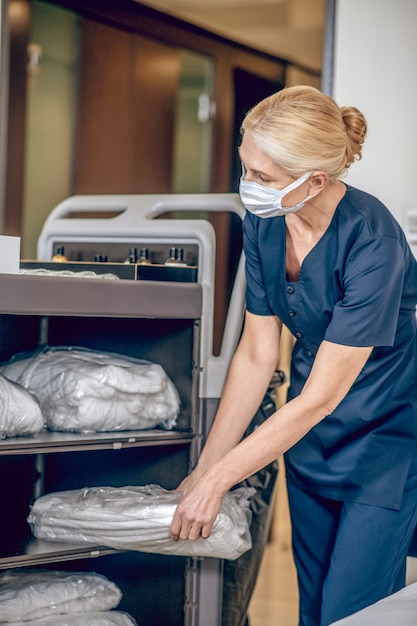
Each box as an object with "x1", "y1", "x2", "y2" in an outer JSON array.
[
  {"x1": 325, "y1": 236, "x2": 405, "y2": 347},
  {"x1": 242, "y1": 213, "x2": 274, "y2": 316}
]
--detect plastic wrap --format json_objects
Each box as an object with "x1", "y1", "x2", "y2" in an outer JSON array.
[
  {"x1": 6, "y1": 612, "x2": 137, "y2": 625},
  {"x1": 0, "y1": 375, "x2": 44, "y2": 439},
  {"x1": 28, "y1": 484, "x2": 255, "y2": 560},
  {"x1": 0, "y1": 570, "x2": 122, "y2": 622},
  {"x1": 0, "y1": 347, "x2": 180, "y2": 433}
]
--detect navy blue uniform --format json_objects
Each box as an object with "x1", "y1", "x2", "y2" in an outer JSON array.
[{"x1": 243, "y1": 185, "x2": 417, "y2": 625}]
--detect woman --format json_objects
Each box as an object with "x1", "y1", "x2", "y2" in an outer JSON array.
[{"x1": 170, "y1": 85, "x2": 417, "y2": 626}]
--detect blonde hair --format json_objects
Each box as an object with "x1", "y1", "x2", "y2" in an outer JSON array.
[{"x1": 241, "y1": 85, "x2": 367, "y2": 181}]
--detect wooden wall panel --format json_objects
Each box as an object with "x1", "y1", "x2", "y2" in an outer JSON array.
[
  {"x1": 132, "y1": 36, "x2": 180, "y2": 193},
  {"x1": 74, "y1": 20, "x2": 135, "y2": 193},
  {"x1": 74, "y1": 19, "x2": 180, "y2": 194}
]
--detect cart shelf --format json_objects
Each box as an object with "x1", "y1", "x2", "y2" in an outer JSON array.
[
  {"x1": 0, "y1": 538, "x2": 119, "y2": 571},
  {"x1": 0, "y1": 429, "x2": 195, "y2": 455},
  {"x1": 0, "y1": 273, "x2": 202, "y2": 319}
]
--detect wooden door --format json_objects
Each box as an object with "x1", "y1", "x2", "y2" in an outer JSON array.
[{"x1": 74, "y1": 19, "x2": 181, "y2": 194}]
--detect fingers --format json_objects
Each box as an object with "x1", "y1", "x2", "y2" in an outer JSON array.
[
  {"x1": 170, "y1": 499, "x2": 218, "y2": 542},
  {"x1": 170, "y1": 508, "x2": 213, "y2": 541},
  {"x1": 201, "y1": 522, "x2": 213, "y2": 540},
  {"x1": 170, "y1": 510, "x2": 201, "y2": 541},
  {"x1": 170, "y1": 509, "x2": 182, "y2": 541},
  {"x1": 170, "y1": 475, "x2": 223, "y2": 542}
]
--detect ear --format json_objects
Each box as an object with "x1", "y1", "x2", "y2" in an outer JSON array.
[{"x1": 308, "y1": 171, "x2": 328, "y2": 193}]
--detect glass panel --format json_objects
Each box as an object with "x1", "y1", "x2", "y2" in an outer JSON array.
[
  {"x1": 22, "y1": 1, "x2": 79, "y2": 259},
  {"x1": 172, "y1": 49, "x2": 214, "y2": 195}
]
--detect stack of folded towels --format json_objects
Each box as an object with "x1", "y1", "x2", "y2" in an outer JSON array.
[
  {"x1": 28, "y1": 484, "x2": 255, "y2": 561},
  {"x1": 0, "y1": 569, "x2": 137, "y2": 625},
  {"x1": 0, "y1": 375, "x2": 43, "y2": 439},
  {"x1": 0, "y1": 346, "x2": 180, "y2": 435}
]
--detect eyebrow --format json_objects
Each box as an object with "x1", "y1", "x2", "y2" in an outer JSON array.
[
  {"x1": 240, "y1": 161, "x2": 273, "y2": 179},
  {"x1": 238, "y1": 146, "x2": 276, "y2": 179}
]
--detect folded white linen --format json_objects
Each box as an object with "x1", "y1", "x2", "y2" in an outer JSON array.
[
  {"x1": 0, "y1": 375, "x2": 44, "y2": 438},
  {"x1": 0, "y1": 347, "x2": 180, "y2": 432},
  {"x1": 0, "y1": 570, "x2": 122, "y2": 622},
  {"x1": 6, "y1": 611, "x2": 137, "y2": 625},
  {"x1": 28, "y1": 485, "x2": 255, "y2": 561},
  {"x1": 19, "y1": 268, "x2": 120, "y2": 280}
]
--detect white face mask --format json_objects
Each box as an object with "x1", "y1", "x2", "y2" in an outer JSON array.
[{"x1": 239, "y1": 166, "x2": 314, "y2": 218}]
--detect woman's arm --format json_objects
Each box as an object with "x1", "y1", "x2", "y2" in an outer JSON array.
[
  {"x1": 170, "y1": 336, "x2": 373, "y2": 541},
  {"x1": 188, "y1": 311, "x2": 282, "y2": 478}
]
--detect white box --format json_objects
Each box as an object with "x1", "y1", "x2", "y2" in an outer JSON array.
[{"x1": 0, "y1": 235, "x2": 20, "y2": 274}]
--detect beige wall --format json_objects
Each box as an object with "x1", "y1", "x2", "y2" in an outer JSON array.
[{"x1": 333, "y1": 0, "x2": 417, "y2": 232}]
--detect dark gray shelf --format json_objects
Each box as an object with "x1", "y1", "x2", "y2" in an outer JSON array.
[
  {"x1": 0, "y1": 273, "x2": 202, "y2": 319},
  {"x1": 0, "y1": 538, "x2": 119, "y2": 570},
  {"x1": 0, "y1": 429, "x2": 194, "y2": 455}
]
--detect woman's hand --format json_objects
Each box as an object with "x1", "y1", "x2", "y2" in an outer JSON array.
[
  {"x1": 175, "y1": 466, "x2": 205, "y2": 494},
  {"x1": 170, "y1": 473, "x2": 226, "y2": 541}
]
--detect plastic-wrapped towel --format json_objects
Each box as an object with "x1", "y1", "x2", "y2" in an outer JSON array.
[
  {"x1": 0, "y1": 570, "x2": 122, "y2": 622},
  {"x1": 0, "y1": 347, "x2": 180, "y2": 432},
  {"x1": 6, "y1": 611, "x2": 137, "y2": 625},
  {"x1": 28, "y1": 485, "x2": 255, "y2": 561},
  {"x1": 19, "y1": 268, "x2": 120, "y2": 280},
  {"x1": 0, "y1": 374, "x2": 44, "y2": 439},
  {"x1": 329, "y1": 582, "x2": 417, "y2": 625}
]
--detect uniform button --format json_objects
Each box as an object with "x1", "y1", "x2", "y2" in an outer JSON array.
[
  {"x1": 286, "y1": 286, "x2": 295, "y2": 294},
  {"x1": 306, "y1": 350, "x2": 313, "y2": 357},
  {"x1": 288, "y1": 309, "x2": 296, "y2": 317},
  {"x1": 295, "y1": 331, "x2": 303, "y2": 339}
]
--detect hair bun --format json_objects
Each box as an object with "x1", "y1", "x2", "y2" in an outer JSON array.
[{"x1": 340, "y1": 106, "x2": 367, "y2": 166}]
